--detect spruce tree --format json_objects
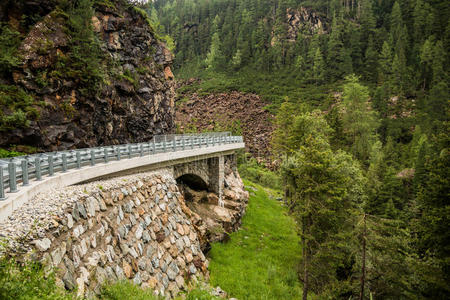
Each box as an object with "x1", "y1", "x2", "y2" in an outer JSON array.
[
  {"x1": 341, "y1": 75, "x2": 379, "y2": 162},
  {"x1": 205, "y1": 32, "x2": 225, "y2": 70},
  {"x1": 312, "y1": 47, "x2": 325, "y2": 85},
  {"x1": 327, "y1": 16, "x2": 346, "y2": 80},
  {"x1": 378, "y1": 41, "x2": 393, "y2": 85}
]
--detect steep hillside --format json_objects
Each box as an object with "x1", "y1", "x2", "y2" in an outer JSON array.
[{"x1": 0, "y1": 0, "x2": 175, "y2": 152}]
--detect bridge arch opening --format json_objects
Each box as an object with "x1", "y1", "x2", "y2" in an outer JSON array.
[
  {"x1": 176, "y1": 174, "x2": 208, "y2": 191},
  {"x1": 176, "y1": 174, "x2": 209, "y2": 203}
]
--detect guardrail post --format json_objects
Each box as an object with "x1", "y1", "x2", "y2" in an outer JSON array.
[
  {"x1": 90, "y1": 150, "x2": 95, "y2": 166},
  {"x1": 182, "y1": 137, "x2": 185, "y2": 150},
  {"x1": 104, "y1": 148, "x2": 109, "y2": 163},
  {"x1": 35, "y1": 157, "x2": 42, "y2": 180},
  {"x1": 128, "y1": 145, "x2": 132, "y2": 158},
  {"x1": 21, "y1": 159, "x2": 29, "y2": 186},
  {"x1": 152, "y1": 140, "x2": 156, "y2": 154},
  {"x1": 48, "y1": 155, "x2": 54, "y2": 176},
  {"x1": 62, "y1": 153, "x2": 67, "y2": 172},
  {"x1": 116, "y1": 147, "x2": 121, "y2": 161},
  {"x1": 140, "y1": 144, "x2": 144, "y2": 157},
  {"x1": 76, "y1": 152, "x2": 81, "y2": 169},
  {"x1": 163, "y1": 136, "x2": 167, "y2": 152},
  {"x1": 173, "y1": 136, "x2": 176, "y2": 151},
  {"x1": 8, "y1": 162, "x2": 17, "y2": 193},
  {"x1": 0, "y1": 167, "x2": 5, "y2": 200},
  {"x1": 190, "y1": 136, "x2": 193, "y2": 149}
]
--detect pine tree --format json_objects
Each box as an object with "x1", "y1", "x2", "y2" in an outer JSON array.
[
  {"x1": 428, "y1": 81, "x2": 449, "y2": 122},
  {"x1": 431, "y1": 40, "x2": 446, "y2": 85},
  {"x1": 414, "y1": 118, "x2": 450, "y2": 297},
  {"x1": 205, "y1": 32, "x2": 225, "y2": 70},
  {"x1": 419, "y1": 37, "x2": 434, "y2": 90},
  {"x1": 389, "y1": 2, "x2": 404, "y2": 46},
  {"x1": 363, "y1": 35, "x2": 378, "y2": 82},
  {"x1": 282, "y1": 136, "x2": 361, "y2": 299},
  {"x1": 353, "y1": 213, "x2": 414, "y2": 299},
  {"x1": 412, "y1": 0, "x2": 434, "y2": 45},
  {"x1": 378, "y1": 41, "x2": 393, "y2": 85},
  {"x1": 341, "y1": 75, "x2": 379, "y2": 162},
  {"x1": 312, "y1": 47, "x2": 325, "y2": 84},
  {"x1": 360, "y1": 0, "x2": 376, "y2": 51},
  {"x1": 327, "y1": 16, "x2": 346, "y2": 80}
]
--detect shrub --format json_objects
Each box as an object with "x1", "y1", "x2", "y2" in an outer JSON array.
[
  {"x1": 0, "y1": 257, "x2": 75, "y2": 300},
  {"x1": 0, "y1": 148, "x2": 26, "y2": 158},
  {"x1": 99, "y1": 280, "x2": 159, "y2": 300},
  {"x1": 0, "y1": 24, "x2": 21, "y2": 74},
  {"x1": 0, "y1": 85, "x2": 38, "y2": 131},
  {"x1": 238, "y1": 157, "x2": 281, "y2": 190}
]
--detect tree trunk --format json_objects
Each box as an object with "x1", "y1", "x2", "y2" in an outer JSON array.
[
  {"x1": 302, "y1": 216, "x2": 309, "y2": 300},
  {"x1": 359, "y1": 214, "x2": 367, "y2": 300},
  {"x1": 303, "y1": 241, "x2": 309, "y2": 300}
]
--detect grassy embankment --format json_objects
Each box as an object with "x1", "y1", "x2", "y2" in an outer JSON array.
[{"x1": 208, "y1": 180, "x2": 303, "y2": 299}]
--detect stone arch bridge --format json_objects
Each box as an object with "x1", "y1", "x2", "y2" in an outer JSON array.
[{"x1": 0, "y1": 133, "x2": 244, "y2": 222}]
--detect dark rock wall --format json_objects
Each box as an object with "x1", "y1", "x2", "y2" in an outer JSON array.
[{"x1": 1, "y1": 2, "x2": 175, "y2": 151}]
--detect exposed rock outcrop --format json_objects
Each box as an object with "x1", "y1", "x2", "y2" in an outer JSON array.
[
  {"x1": 1, "y1": 1, "x2": 175, "y2": 151},
  {"x1": 286, "y1": 7, "x2": 328, "y2": 41}
]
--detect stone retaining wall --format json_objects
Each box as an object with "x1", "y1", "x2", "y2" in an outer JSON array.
[
  {"x1": 1, "y1": 170, "x2": 206, "y2": 298},
  {"x1": 0, "y1": 164, "x2": 248, "y2": 298}
]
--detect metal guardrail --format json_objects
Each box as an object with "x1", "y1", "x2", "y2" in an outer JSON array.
[{"x1": 0, "y1": 132, "x2": 244, "y2": 200}]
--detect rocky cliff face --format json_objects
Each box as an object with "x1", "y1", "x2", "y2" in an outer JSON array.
[
  {"x1": 0, "y1": 1, "x2": 175, "y2": 151},
  {"x1": 286, "y1": 7, "x2": 327, "y2": 41}
]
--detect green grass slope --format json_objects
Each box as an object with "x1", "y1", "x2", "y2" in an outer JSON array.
[{"x1": 208, "y1": 180, "x2": 302, "y2": 299}]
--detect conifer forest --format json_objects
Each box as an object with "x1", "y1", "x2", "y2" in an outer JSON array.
[{"x1": 0, "y1": 0, "x2": 448, "y2": 299}]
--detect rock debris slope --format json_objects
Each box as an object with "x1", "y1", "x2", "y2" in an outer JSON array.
[{"x1": 176, "y1": 90, "x2": 273, "y2": 163}]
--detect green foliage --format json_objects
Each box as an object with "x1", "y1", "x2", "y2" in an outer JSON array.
[
  {"x1": 99, "y1": 280, "x2": 159, "y2": 300},
  {"x1": 0, "y1": 85, "x2": 38, "y2": 131},
  {"x1": 413, "y1": 119, "x2": 450, "y2": 298},
  {"x1": 0, "y1": 148, "x2": 26, "y2": 158},
  {"x1": 272, "y1": 102, "x2": 331, "y2": 156},
  {"x1": 238, "y1": 157, "x2": 281, "y2": 190},
  {"x1": 352, "y1": 214, "x2": 415, "y2": 299},
  {"x1": 184, "y1": 288, "x2": 221, "y2": 300},
  {"x1": 205, "y1": 32, "x2": 225, "y2": 71},
  {"x1": 341, "y1": 75, "x2": 379, "y2": 162},
  {"x1": 208, "y1": 181, "x2": 303, "y2": 299},
  {"x1": 134, "y1": 4, "x2": 175, "y2": 51},
  {"x1": 0, "y1": 24, "x2": 21, "y2": 74},
  {"x1": 281, "y1": 135, "x2": 364, "y2": 298},
  {"x1": 0, "y1": 257, "x2": 75, "y2": 300},
  {"x1": 55, "y1": 0, "x2": 105, "y2": 96}
]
